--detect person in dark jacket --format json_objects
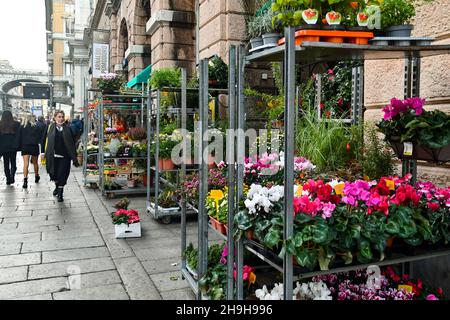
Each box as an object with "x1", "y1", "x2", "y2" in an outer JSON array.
[
  {"x1": 0, "y1": 111, "x2": 21, "y2": 185},
  {"x1": 36, "y1": 116, "x2": 47, "y2": 154},
  {"x1": 20, "y1": 114, "x2": 42, "y2": 188},
  {"x1": 42, "y1": 110, "x2": 79, "y2": 202}
]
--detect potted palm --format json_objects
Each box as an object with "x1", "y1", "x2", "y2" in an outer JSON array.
[{"x1": 380, "y1": 0, "x2": 415, "y2": 37}]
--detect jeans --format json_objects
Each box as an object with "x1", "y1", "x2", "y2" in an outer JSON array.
[{"x1": 1, "y1": 152, "x2": 17, "y2": 180}]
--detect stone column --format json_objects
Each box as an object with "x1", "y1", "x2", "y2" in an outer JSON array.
[{"x1": 147, "y1": 0, "x2": 196, "y2": 76}]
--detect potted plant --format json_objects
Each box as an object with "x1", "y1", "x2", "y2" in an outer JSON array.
[
  {"x1": 111, "y1": 208, "x2": 141, "y2": 238},
  {"x1": 127, "y1": 127, "x2": 146, "y2": 141},
  {"x1": 302, "y1": 8, "x2": 320, "y2": 27},
  {"x1": 377, "y1": 97, "x2": 450, "y2": 162},
  {"x1": 98, "y1": 73, "x2": 124, "y2": 94},
  {"x1": 152, "y1": 134, "x2": 181, "y2": 170},
  {"x1": 150, "y1": 188, "x2": 180, "y2": 213},
  {"x1": 208, "y1": 56, "x2": 228, "y2": 89},
  {"x1": 247, "y1": 14, "x2": 264, "y2": 50},
  {"x1": 380, "y1": 0, "x2": 415, "y2": 37},
  {"x1": 261, "y1": 9, "x2": 281, "y2": 47}
]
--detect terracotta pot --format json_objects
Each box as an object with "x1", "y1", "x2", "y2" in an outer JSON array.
[
  {"x1": 216, "y1": 221, "x2": 227, "y2": 235},
  {"x1": 159, "y1": 158, "x2": 175, "y2": 170},
  {"x1": 386, "y1": 237, "x2": 395, "y2": 249}
]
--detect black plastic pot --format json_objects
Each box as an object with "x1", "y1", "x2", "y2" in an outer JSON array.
[
  {"x1": 262, "y1": 33, "x2": 281, "y2": 46},
  {"x1": 385, "y1": 24, "x2": 413, "y2": 37},
  {"x1": 389, "y1": 140, "x2": 450, "y2": 163}
]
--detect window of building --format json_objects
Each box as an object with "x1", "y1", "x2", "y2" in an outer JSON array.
[
  {"x1": 65, "y1": 63, "x2": 72, "y2": 77},
  {"x1": 65, "y1": 19, "x2": 75, "y2": 35}
]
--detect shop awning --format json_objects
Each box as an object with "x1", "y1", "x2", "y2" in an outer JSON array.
[{"x1": 126, "y1": 65, "x2": 152, "y2": 88}]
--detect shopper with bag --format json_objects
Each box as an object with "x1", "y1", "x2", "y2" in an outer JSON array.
[
  {"x1": 20, "y1": 114, "x2": 42, "y2": 188},
  {"x1": 0, "y1": 111, "x2": 21, "y2": 185},
  {"x1": 42, "y1": 110, "x2": 79, "y2": 202}
]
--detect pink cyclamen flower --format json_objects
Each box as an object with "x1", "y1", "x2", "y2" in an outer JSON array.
[{"x1": 426, "y1": 294, "x2": 438, "y2": 300}]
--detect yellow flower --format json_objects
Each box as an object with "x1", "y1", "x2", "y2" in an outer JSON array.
[
  {"x1": 334, "y1": 183, "x2": 345, "y2": 196},
  {"x1": 385, "y1": 179, "x2": 395, "y2": 191}
]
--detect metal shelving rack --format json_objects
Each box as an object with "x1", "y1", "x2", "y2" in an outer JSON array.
[
  {"x1": 229, "y1": 30, "x2": 450, "y2": 300},
  {"x1": 82, "y1": 89, "x2": 101, "y2": 187},
  {"x1": 98, "y1": 92, "x2": 148, "y2": 197},
  {"x1": 146, "y1": 75, "x2": 200, "y2": 224}
]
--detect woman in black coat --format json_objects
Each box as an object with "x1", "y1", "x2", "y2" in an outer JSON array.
[
  {"x1": 42, "y1": 110, "x2": 79, "y2": 202},
  {"x1": 20, "y1": 114, "x2": 42, "y2": 188},
  {"x1": 0, "y1": 111, "x2": 21, "y2": 185}
]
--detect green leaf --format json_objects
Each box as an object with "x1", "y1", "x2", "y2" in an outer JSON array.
[
  {"x1": 349, "y1": 225, "x2": 361, "y2": 239},
  {"x1": 264, "y1": 227, "x2": 281, "y2": 249},
  {"x1": 404, "y1": 236, "x2": 422, "y2": 247},
  {"x1": 386, "y1": 218, "x2": 400, "y2": 234},
  {"x1": 295, "y1": 249, "x2": 317, "y2": 271},
  {"x1": 358, "y1": 239, "x2": 373, "y2": 260},
  {"x1": 313, "y1": 223, "x2": 330, "y2": 244},
  {"x1": 234, "y1": 211, "x2": 253, "y2": 231},
  {"x1": 284, "y1": 237, "x2": 296, "y2": 255},
  {"x1": 317, "y1": 247, "x2": 333, "y2": 271},
  {"x1": 295, "y1": 213, "x2": 313, "y2": 224}
]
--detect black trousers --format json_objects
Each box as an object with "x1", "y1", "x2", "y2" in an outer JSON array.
[
  {"x1": 54, "y1": 157, "x2": 71, "y2": 187},
  {"x1": 1, "y1": 152, "x2": 17, "y2": 180}
]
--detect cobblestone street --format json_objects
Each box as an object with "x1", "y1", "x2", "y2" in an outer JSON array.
[{"x1": 0, "y1": 158, "x2": 220, "y2": 300}]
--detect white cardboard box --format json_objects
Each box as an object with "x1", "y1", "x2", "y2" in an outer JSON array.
[{"x1": 114, "y1": 222, "x2": 141, "y2": 238}]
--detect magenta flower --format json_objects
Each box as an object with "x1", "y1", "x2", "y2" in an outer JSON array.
[{"x1": 426, "y1": 294, "x2": 438, "y2": 300}]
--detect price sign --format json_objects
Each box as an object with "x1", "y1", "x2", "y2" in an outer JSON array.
[{"x1": 404, "y1": 142, "x2": 413, "y2": 156}]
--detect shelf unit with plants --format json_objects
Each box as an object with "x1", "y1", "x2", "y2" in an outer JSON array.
[
  {"x1": 97, "y1": 92, "x2": 150, "y2": 198},
  {"x1": 227, "y1": 28, "x2": 450, "y2": 300}
]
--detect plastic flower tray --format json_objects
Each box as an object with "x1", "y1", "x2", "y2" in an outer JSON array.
[{"x1": 278, "y1": 29, "x2": 374, "y2": 46}]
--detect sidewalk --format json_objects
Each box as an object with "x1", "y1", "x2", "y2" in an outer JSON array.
[{"x1": 0, "y1": 156, "x2": 219, "y2": 300}]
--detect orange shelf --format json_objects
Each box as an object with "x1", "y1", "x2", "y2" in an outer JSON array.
[{"x1": 279, "y1": 29, "x2": 374, "y2": 46}]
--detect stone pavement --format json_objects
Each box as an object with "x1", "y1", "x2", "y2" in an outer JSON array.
[{"x1": 0, "y1": 156, "x2": 222, "y2": 300}]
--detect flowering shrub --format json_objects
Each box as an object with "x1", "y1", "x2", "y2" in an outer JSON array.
[{"x1": 111, "y1": 209, "x2": 140, "y2": 225}]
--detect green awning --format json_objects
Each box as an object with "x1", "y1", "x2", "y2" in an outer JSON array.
[{"x1": 126, "y1": 65, "x2": 152, "y2": 88}]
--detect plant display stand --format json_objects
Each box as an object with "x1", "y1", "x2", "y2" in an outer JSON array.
[
  {"x1": 97, "y1": 92, "x2": 150, "y2": 198},
  {"x1": 83, "y1": 89, "x2": 101, "y2": 188},
  {"x1": 228, "y1": 30, "x2": 450, "y2": 300}
]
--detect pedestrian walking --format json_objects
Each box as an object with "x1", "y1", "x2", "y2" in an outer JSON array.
[
  {"x1": 0, "y1": 110, "x2": 21, "y2": 185},
  {"x1": 20, "y1": 114, "x2": 42, "y2": 188},
  {"x1": 42, "y1": 110, "x2": 80, "y2": 202},
  {"x1": 36, "y1": 116, "x2": 48, "y2": 154}
]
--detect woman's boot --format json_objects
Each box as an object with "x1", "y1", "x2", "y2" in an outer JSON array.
[
  {"x1": 35, "y1": 175, "x2": 40, "y2": 183},
  {"x1": 22, "y1": 178, "x2": 28, "y2": 189},
  {"x1": 57, "y1": 187, "x2": 64, "y2": 202}
]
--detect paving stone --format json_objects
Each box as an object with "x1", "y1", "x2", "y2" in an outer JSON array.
[
  {"x1": 2, "y1": 215, "x2": 48, "y2": 224},
  {"x1": 0, "y1": 223, "x2": 18, "y2": 232},
  {"x1": 0, "y1": 233, "x2": 41, "y2": 244},
  {"x1": 42, "y1": 247, "x2": 110, "y2": 263},
  {"x1": 0, "y1": 211, "x2": 32, "y2": 218},
  {"x1": 134, "y1": 246, "x2": 181, "y2": 262},
  {"x1": 32, "y1": 209, "x2": 62, "y2": 216},
  {"x1": 114, "y1": 257, "x2": 162, "y2": 300},
  {"x1": 53, "y1": 283, "x2": 129, "y2": 300},
  {"x1": 150, "y1": 271, "x2": 190, "y2": 292},
  {"x1": 17, "y1": 204, "x2": 63, "y2": 211},
  {"x1": 22, "y1": 236, "x2": 104, "y2": 253},
  {"x1": 0, "y1": 277, "x2": 69, "y2": 299},
  {"x1": 142, "y1": 258, "x2": 182, "y2": 275},
  {"x1": 0, "y1": 243, "x2": 22, "y2": 256},
  {"x1": 28, "y1": 257, "x2": 116, "y2": 280},
  {"x1": 46, "y1": 216, "x2": 95, "y2": 225},
  {"x1": 16, "y1": 220, "x2": 63, "y2": 229},
  {"x1": 161, "y1": 288, "x2": 195, "y2": 300},
  {"x1": 103, "y1": 234, "x2": 135, "y2": 259},
  {"x1": 76, "y1": 270, "x2": 122, "y2": 289},
  {"x1": 11, "y1": 293, "x2": 53, "y2": 300},
  {"x1": 0, "y1": 266, "x2": 28, "y2": 284},
  {"x1": 15, "y1": 225, "x2": 59, "y2": 234},
  {"x1": 0, "y1": 253, "x2": 41, "y2": 268},
  {"x1": 42, "y1": 229, "x2": 102, "y2": 240},
  {"x1": 0, "y1": 206, "x2": 18, "y2": 212}
]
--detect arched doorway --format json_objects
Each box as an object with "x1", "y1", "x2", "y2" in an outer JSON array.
[{"x1": 119, "y1": 18, "x2": 129, "y2": 81}]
